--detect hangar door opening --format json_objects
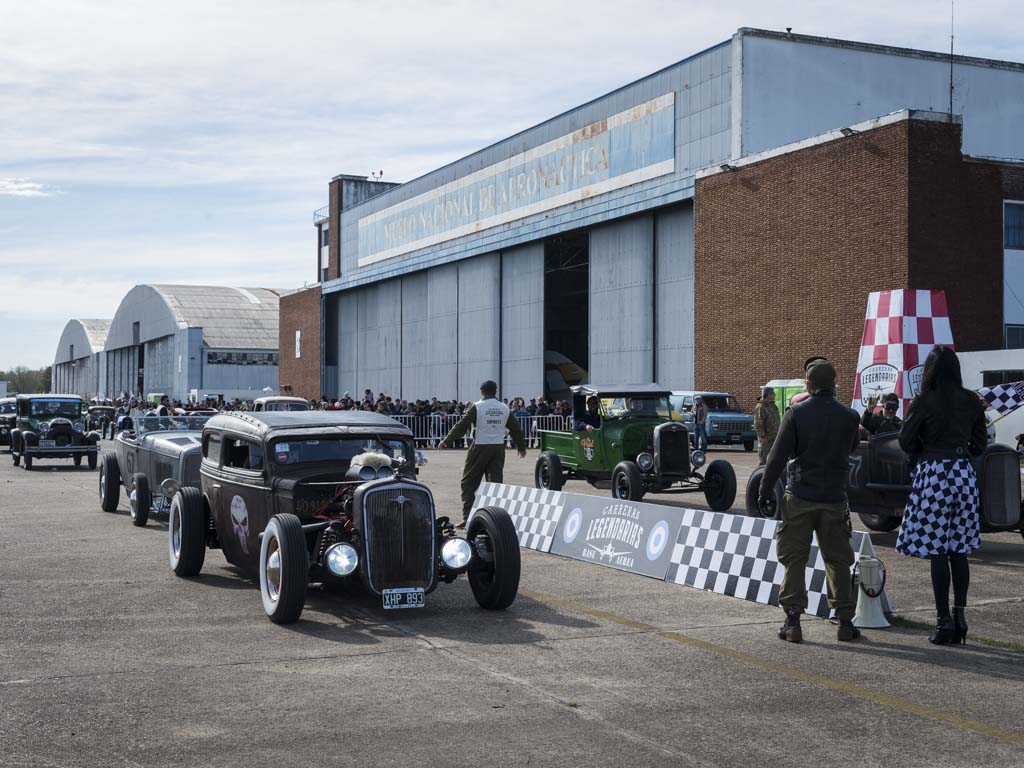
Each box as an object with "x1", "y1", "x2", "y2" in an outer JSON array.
[{"x1": 544, "y1": 231, "x2": 589, "y2": 403}]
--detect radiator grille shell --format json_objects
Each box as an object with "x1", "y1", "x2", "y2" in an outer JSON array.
[{"x1": 355, "y1": 480, "x2": 437, "y2": 595}]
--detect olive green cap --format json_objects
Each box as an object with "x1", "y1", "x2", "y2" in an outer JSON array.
[{"x1": 805, "y1": 357, "x2": 836, "y2": 387}]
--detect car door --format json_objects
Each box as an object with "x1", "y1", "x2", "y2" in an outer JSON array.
[{"x1": 216, "y1": 433, "x2": 269, "y2": 569}]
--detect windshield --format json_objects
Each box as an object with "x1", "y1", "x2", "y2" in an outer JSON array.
[
  {"x1": 271, "y1": 436, "x2": 413, "y2": 467},
  {"x1": 134, "y1": 415, "x2": 212, "y2": 435},
  {"x1": 599, "y1": 395, "x2": 671, "y2": 418},
  {"x1": 700, "y1": 395, "x2": 742, "y2": 412},
  {"x1": 264, "y1": 401, "x2": 310, "y2": 412}
]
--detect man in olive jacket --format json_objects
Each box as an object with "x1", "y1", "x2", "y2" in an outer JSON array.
[
  {"x1": 753, "y1": 387, "x2": 781, "y2": 465},
  {"x1": 439, "y1": 380, "x2": 527, "y2": 526},
  {"x1": 759, "y1": 357, "x2": 861, "y2": 643}
]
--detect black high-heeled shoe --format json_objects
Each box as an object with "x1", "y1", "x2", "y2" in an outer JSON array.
[
  {"x1": 952, "y1": 607, "x2": 968, "y2": 645},
  {"x1": 929, "y1": 614, "x2": 955, "y2": 645}
]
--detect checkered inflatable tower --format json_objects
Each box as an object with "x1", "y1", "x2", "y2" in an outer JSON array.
[{"x1": 852, "y1": 289, "x2": 955, "y2": 417}]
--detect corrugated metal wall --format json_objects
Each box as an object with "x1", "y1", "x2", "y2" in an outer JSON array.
[
  {"x1": 356, "y1": 281, "x2": 402, "y2": 396},
  {"x1": 501, "y1": 243, "x2": 544, "y2": 400},
  {"x1": 589, "y1": 216, "x2": 654, "y2": 383},
  {"x1": 425, "y1": 264, "x2": 458, "y2": 398},
  {"x1": 336, "y1": 292, "x2": 358, "y2": 397},
  {"x1": 143, "y1": 335, "x2": 175, "y2": 394},
  {"x1": 655, "y1": 206, "x2": 695, "y2": 389},
  {"x1": 456, "y1": 253, "x2": 501, "y2": 401},
  {"x1": 399, "y1": 272, "x2": 429, "y2": 400}
]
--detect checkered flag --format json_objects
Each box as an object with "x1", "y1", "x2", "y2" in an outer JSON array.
[{"x1": 979, "y1": 381, "x2": 1024, "y2": 416}]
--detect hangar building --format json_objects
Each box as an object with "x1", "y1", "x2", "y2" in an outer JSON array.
[
  {"x1": 281, "y1": 28, "x2": 1024, "y2": 404},
  {"x1": 53, "y1": 285, "x2": 286, "y2": 402}
]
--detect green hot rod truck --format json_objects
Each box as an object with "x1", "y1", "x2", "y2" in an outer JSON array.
[{"x1": 534, "y1": 384, "x2": 737, "y2": 510}]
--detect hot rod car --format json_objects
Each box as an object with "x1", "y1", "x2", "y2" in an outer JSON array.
[
  {"x1": 98, "y1": 414, "x2": 212, "y2": 526},
  {"x1": 168, "y1": 411, "x2": 521, "y2": 624},
  {"x1": 744, "y1": 431, "x2": 1024, "y2": 537},
  {"x1": 535, "y1": 384, "x2": 737, "y2": 511},
  {"x1": 10, "y1": 394, "x2": 99, "y2": 470}
]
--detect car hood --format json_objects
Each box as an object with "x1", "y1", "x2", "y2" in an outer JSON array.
[{"x1": 144, "y1": 433, "x2": 203, "y2": 457}]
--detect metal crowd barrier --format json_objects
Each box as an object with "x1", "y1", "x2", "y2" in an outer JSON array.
[{"x1": 391, "y1": 414, "x2": 573, "y2": 448}]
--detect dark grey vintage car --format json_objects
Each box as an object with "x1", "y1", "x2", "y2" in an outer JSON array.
[
  {"x1": 0, "y1": 397, "x2": 15, "y2": 448},
  {"x1": 252, "y1": 396, "x2": 310, "y2": 412},
  {"x1": 10, "y1": 394, "x2": 99, "y2": 470},
  {"x1": 99, "y1": 414, "x2": 212, "y2": 526},
  {"x1": 168, "y1": 411, "x2": 521, "y2": 624}
]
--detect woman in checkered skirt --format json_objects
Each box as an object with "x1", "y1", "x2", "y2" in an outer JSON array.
[{"x1": 896, "y1": 346, "x2": 988, "y2": 645}]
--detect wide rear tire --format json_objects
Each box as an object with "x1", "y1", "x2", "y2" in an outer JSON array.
[
  {"x1": 611, "y1": 461, "x2": 645, "y2": 501},
  {"x1": 259, "y1": 514, "x2": 308, "y2": 624},
  {"x1": 169, "y1": 487, "x2": 206, "y2": 577},
  {"x1": 130, "y1": 473, "x2": 151, "y2": 527},
  {"x1": 702, "y1": 459, "x2": 737, "y2": 511},
  {"x1": 467, "y1": 506, "x2": 520, "y2": 610},
  {"x1": 744, "y1": 466, "x2": 783, "y2": 519},
  {"x1": 99, "y1": 453, "x2": 121, "y2": 512},
  {"x1": 535, "y1": 452, "x2": 564, "y2": 491},
  {"x1": 858, "y1": 511, "x2": 902, "y2": 532},
  {"x1": 73, "y1": 456, "x2": 82, "y2": 467}
]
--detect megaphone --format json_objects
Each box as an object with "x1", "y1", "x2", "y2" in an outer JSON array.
[{"x1": 852, "y1": 556, "x2": 890, "y2": 628}]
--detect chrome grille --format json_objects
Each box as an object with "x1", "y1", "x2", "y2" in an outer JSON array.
[
  {"x1": 713, "y1": 422, "x2": 750, "y2": 435},
  {"x1": 656, "y1": 424, "x2": 690, "y2": 475},
  {"x1": 361, "y1": 483, "x2": 435, "y2": 593}
]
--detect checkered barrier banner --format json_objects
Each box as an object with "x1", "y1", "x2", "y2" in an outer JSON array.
[
  {"x1": 473, "y1": 483, "x2": 893, "y2": 617},
  {"x1": 473, "y1": 482, "x2": 565, "y2": 552},
  {"x1": 853, "y1": 289, "x2": 954, "y2": 418}
]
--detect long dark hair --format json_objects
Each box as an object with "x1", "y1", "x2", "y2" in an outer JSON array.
[{"x1": 919, "y1": 346, "x2": 963, "y2": 397}]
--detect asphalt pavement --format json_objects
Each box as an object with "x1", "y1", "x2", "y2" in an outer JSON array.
[{"x1": 1, "y1": 442, "x2": 1022, "y2": 767}]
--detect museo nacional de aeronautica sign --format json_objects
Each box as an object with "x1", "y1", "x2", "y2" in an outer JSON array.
[{"x1": 357, "y1": 92, "x2": 676, "y2": 267}]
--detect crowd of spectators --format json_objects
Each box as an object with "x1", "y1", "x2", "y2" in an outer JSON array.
[{"x1": 308, "y1": 389, "x2": 572, "y2": 418}]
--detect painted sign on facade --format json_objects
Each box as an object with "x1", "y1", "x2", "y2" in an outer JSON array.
[{"x1": 357, "y1": 93, "x2": 676, "y2": 267}]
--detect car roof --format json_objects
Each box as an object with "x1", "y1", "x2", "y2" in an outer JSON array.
[
  {"x1": 17, "y1": 393, "x2": 82, "y2": 401},
  {"x1": 671, "y1": 390, "x2": 734, "y2": 398},
  {"x1": 254, "y1": 396, "x2": 308, "y2": 404},
  {"x1": 572, "y1": 383, "x2": 671, "y2": 397},
  {"x1": 204, "y1": 410, "x2": 413, "y2": 439}
]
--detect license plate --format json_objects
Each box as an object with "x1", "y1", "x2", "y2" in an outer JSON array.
[
  {"x1": 39, "y1": 440, "x2": 55, "y2": 448},
  {"x1": 382, "y1": 587, "x2": 425, "y2": 610}
]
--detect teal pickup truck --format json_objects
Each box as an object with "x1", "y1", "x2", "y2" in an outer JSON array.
[{"x1": 670, "y1": 391, "x2": 756, "y2": 451}]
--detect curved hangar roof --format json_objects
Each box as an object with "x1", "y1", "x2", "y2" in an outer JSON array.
[
  {"x1": 105, "y1": 284, "x2": 286, "y2": 351},
  {"x1": 54, "y1": 319, "x2": 112, "y2": 364}
]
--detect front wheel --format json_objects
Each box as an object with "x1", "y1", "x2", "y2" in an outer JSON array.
[
  {"x1": 87, "y1": 452, "x2": 97, "y2": 470},
  {"x1": 743, "y1": 440, "x2": 755, "y2": 452},
  {"x1": 99, "y1": 453, "x2": 121, "y2": 512},
  {"x1": 535, "y1": 452, "x2": 564, "y2": 491},
  {"x1": 702, "y1": 459, "x2": 737, "y2": 511},
  {"x1": 73, "y1": 456, "x2": 82, "y2": 467},
  {"x1": 744, "y1": 466, "x2": 782, "y2": 519},
  {"x1": 23, "y1": 454, "x2": 32, "y2": 471},
  {"x1": 169, "y1": 487, "x2": 206, "y2": 577},
  {"x1": 259, "y1": 514, "x2": 308, "y2": 624},
  {"x1": 611, "y1": 461, "x2": 645, "y2": 501},
  {"x1": 467, "y1": 506, "x2": 520, "y2": 610},
  {"x1": 858, "y1": 511, "x2": 901, "y2": 532},
  {"x1": 130, "y1": 473, "x2": 151, "y2": 527}
]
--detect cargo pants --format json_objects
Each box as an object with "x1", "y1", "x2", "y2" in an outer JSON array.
[
  {"x1": 776, "y1": 493, "x2": 856, "y2": 619},
  {"x1": 460, "y1": 444, "x2": 507, "y2": 522}
]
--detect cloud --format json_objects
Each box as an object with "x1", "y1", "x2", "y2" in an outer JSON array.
[{"x1": 0, "y1": 178, "x2": 58, "y2": 197}]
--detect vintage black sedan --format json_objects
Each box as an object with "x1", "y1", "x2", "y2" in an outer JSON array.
[
  {"x1": 85, "y1": 405, "x2": 117, "y2": 436},
  {"x1": 169, "y1": 411, "x2": 520, "y2": 624},
  {"x1": 0, "y1": 397, "x2": 15, "y2": 448},
  {"x1": 99, "y1": 414, "x2": 212, "y2": 526},
  {"x1": 10, "y1": 394, "x2": 99, "y2": 470}
]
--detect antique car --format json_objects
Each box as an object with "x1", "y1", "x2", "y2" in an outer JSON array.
[
  {"x1": 85, "y1": 405, "x2": 116, "y2": 436},
  {"x1": 252, "y1": 396, "x2": 311, "y2": 412},
  {"x1": 744, "y1": 431, "x2": 1024, "y2": 538},
  {"x1": 535, "y1": 384, "x2": 737, "y2": 510},
  {"x1": 671, "y1": 390, "x2": 757, "y2": 451},
  {"x1": 168, "y1": 411, "x2": 520, "y2": 624},
  {"x1": 98, "y1": 413, "x2": 213, "y2": 526},
  {"x1": 0, "y1": 397, "x2": 15, "y2": 448},
  {"x1": 10, "y1": 394, "x2": 99, "y2": 470}
]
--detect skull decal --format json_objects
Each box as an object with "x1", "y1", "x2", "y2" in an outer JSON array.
[{"x1": 230, "y1": 495, "x2": 250, "y2": 555}]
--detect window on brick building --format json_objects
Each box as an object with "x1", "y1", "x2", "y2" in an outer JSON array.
[
  {"x1": 295, "y1": 330, "x2": 301, "y2": 359},
  {"x1": 1004, "y1": 325, "x2": 1024, "y2": 350},
  {"x1": 321, "y1": 227, "x2": 329, "y2": 248},
  {"x1": 1006, "y1": 202, "x2": 1024, "y2": 250}
]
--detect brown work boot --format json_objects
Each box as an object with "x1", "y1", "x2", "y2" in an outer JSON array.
[
  {"x1": 837, "y1": 619, "x2": 861, "y2": 642},
  {"x1": 778, "y1": 610, "x2": 803, "y2": 643}
]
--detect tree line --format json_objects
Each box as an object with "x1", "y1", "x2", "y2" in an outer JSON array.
[{"x1": 0, "y1": 366, "x2": 52, "y2": 395}]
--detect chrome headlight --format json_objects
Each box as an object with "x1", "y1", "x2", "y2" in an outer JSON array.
[
  {"x1": 636, "y1": 452, "x2": 654, "y2": 472},
  {"x1": 160, "y1": 478, "x2": 180, "y2": 498},
  {"x1": 74, "y1": 421, "x2": 84, "y2": 432},
  {"x1": 441, "y1": 538, "x2": 473, "y2": 570},
  {"x1": 691, "y1": 449, "x2": 707, "y2": 468},
  {"x1": 325, "y1": 542, "x2": 359, "y2": 576},
  {"x1": 38, "y1": 421, "x2": 51, "y2": 433}
]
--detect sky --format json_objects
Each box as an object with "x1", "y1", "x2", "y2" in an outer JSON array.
[{"x1": 1, "y1": 0, "x2": 1022, "y2": 369}]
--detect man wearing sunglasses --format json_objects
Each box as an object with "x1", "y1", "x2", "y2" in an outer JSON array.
[{"x1": 862, "y1": 392, "x2": 903, "y2": 435}]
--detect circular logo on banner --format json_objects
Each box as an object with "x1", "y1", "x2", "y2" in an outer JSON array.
[
  {"x1": 907, "y1": 365, "x2": 925, "y2": 397},
  {"x1": 562, "y1": 507, "x2": 583, "y2": 544},
  {"x1": 858, "y1": 363, "x2": 899, "y2": 405},
  {"x1": 646, "y1": 520, "x2": 670, "y2": 561}
]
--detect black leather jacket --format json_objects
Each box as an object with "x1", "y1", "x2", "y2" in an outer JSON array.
[
  {"x1": 760, "y1": 391, "x2": 860, "y2": 503},
  {"x1": 898, "y1": 389, "x2": 987, "y2": 459}
]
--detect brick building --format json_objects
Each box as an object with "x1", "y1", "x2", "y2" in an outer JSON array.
[{"x1": 285, "y1": 28, "x2": 1024, "y2": 408}]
